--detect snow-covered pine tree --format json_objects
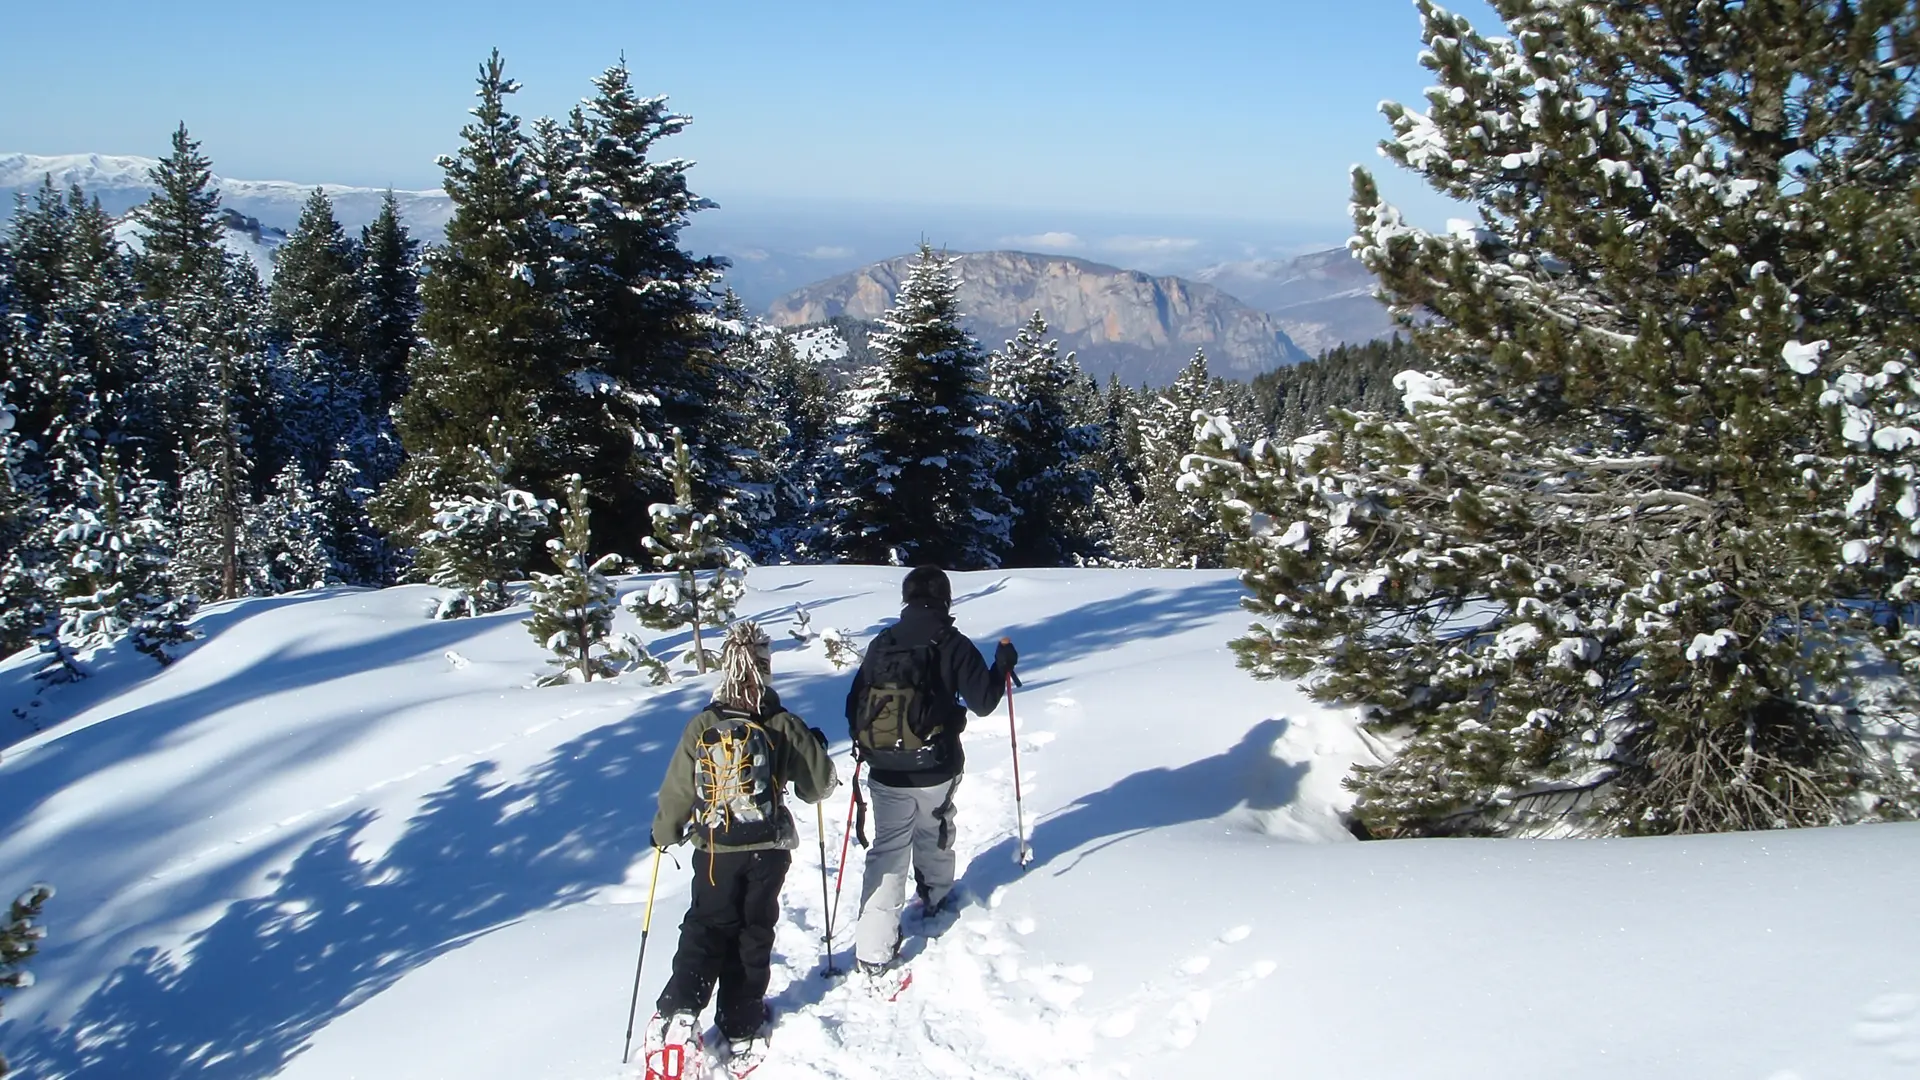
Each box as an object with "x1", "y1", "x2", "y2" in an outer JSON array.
[
  {"x1": 413, "y1": 443, "x2": 553, "y2": 620},
  {"x1": 316, "y1": 453, "x2": 386, "y2": 586},
  {"x1": 626, "y1": 430, "x2": 749, "y2": 673},
  {"x1": 131, "y1": 125, "x2": 223, "y2": 309},
  {"x1": 1190, "y1": 0, "x2": 1920, "y2": 838},
  {"x1": 41, "y1": 449, "x2": 191, "y2": 660},
  {"x1": 357, "y1": 191, "x2": 422, "y2": 419},
  {"x1": 267, "y1": 189, "x2": 390, "y2": 583},
  {"x1": 1102, "y1": 350, "x2": 1229, "y2": 568},
  {"x1": 0, "y1": 389, "x2": 47, "y2": 659},
  {"x1": 736, "y1": 329, "x2": 838, "y2": 561},
  {"x1": 250, "y1": 461, "x2": 332, "y2": 593},
  {"x1": 380, "y1": 51, "x2": 565, "y2": 548},
  {"x1": 268, "y1": 188, "x2": 363, "y2": 363},
  {"x1": 168, "y1": 257, "x2": 273, "y2": 601},
  {"x1": 525, "y1": 474, "x2": 623, "y2": 684},
  {"x1": 0, "y1": 882, "x2": 53, "y2": 1079},
  {"x1": 987, "y1": 311, "x2": 1103, "y2": 566},
  {"x1": 831, "y1": 243, "x2": 1011, "y2": 569},
  {"x1": 547, "y1": 61, "x2": 729, "y2": 556}
]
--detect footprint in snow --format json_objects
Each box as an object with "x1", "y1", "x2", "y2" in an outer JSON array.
[
  {"x1": 1020, "y1": 731, "x2": 1056, "y2": 753},
  {"x1": 1165, "y1": 990, "x2": 1213, "y2": 1048},
  {"x1": 444, "y1": 649, "x2": 470, "y2": 670},
  {"x1": 1852, "y1": 991, "x2": 1920, "y2": 1064}
]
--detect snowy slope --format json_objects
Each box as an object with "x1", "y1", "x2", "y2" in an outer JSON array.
[
  {"x1": 2, "y1": 568, "x2": 1918, "y2": 1080},
  {"x1": 110, "y1": 213, "x2": 287, "y2": 283}
]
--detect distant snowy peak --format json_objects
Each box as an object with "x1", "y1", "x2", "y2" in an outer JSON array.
[{"x1": 0, "y1": 152, "x2": 452, "y2": 239}]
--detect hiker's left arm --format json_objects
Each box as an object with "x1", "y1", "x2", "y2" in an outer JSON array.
[{"x1": 783, "y1": 713, "x2": 839, "y2": 804}]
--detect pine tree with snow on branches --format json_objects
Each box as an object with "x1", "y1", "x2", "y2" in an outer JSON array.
[
  {"x1": 1190, "y1": 0, "x2": 1920, "y2": 838},
  {"x1": 526, "y1": 475, "x2": 624, "y2": 684}
]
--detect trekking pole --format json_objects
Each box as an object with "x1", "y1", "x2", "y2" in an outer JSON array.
[
  {"x1": 816, "y1": 800, "x2": 837, "y2": 975},
  {"x1": 1005, "y1": 659, "x2": 1032, "y2": 868},
  {"x1": 620, "y1": 848, "x2": 665, "y2": 1066},
  {"x1": 828, "y1": 761, "x2": 863, "y2": 942}
]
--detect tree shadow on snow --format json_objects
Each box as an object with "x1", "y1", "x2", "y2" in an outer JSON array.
[
  {"x1": 991, "y1": 577, "x2": 1250, "y2": 668},
  {"x1": 957, "y1": 717, "x2": 1305, "y2": 899},
  {"x1": 3, "y1": 667, "x2": 854, "y2": 1080}
]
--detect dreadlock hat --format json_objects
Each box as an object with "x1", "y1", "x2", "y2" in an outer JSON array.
[{"x1": 716, "y1": 621, "x2": 773, "y2": 710}]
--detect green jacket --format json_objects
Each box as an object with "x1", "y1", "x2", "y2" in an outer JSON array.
[{"x1": 651, "y1": 688, "x2": 839, "y2": 854}]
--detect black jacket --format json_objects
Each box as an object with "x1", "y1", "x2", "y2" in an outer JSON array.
[{"x1": 845, "y1": 602, "x2": 1007, "y2": 788}]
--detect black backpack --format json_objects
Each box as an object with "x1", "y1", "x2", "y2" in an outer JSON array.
[
  {"x1": 689, "y1": 709, "x2": 782, "y2": 847},
  {"x1": 852, "y1": 631, "x2": 951, "y2": 772}
]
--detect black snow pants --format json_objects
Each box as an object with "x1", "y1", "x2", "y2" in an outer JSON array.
[{"x1": 655, "y1": 847, "x2": 791, "y2": 1041}]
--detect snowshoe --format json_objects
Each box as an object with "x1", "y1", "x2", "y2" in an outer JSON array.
[
  {"x1": 857, "y1": 958, "x2": 913, "y2": 1001},
  {"x1": 642, "y1": 1011, "x2": 707, "y2": 1080},
  {"x1": 722, "y1": 1034, "x2": 768, "y2": 1079}
]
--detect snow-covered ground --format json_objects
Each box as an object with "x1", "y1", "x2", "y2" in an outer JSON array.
[
  {"x1": 787, "y1": 325, "x2": 851, "y2": 368},
  {"x1": 2, "y1": 566, "x2": 1917, "y2": 1080}
]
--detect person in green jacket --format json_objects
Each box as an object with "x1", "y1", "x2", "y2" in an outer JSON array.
[{"x1": 644, "y1": 621, "x2": 837, "y2": 1070}]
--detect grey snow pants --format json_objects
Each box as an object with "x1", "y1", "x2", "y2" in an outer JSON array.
[{"x1": 854, "y1": 776, "x2": 960, "y2": 966}]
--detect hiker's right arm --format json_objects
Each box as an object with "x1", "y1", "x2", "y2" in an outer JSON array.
[
  {"x1": 943, "y1": 631, "x2": 1008, "y2": 718},
  {"x1": 650, "y1": 723, "x2": 700, "y2": 848}
]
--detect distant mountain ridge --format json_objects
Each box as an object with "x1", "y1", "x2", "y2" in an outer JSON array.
[
  {"x1": 0, "y1": 152, "x2": 453, "y2": 239},
  {"x1": 766, "y1": 250, "x2": 1309, "y2": 387},
  {"x1": 1193, "y1": 248, "x2": 1399, "y2": 356}
]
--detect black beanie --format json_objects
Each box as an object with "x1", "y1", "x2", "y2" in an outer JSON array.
[{"x1": 902, "y1": 565, "x2": 952, "y2": 612}]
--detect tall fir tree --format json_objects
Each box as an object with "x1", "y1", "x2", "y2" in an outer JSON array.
[
  {"x1": 987, "y1": 311, "x2": 1104, "y2": 566},
  {"x1": 831, "y1": 243, "x2": 1012, "y2": 569},
  {"x1": 380, "y1": 50, "x2": 563, "y2": 556},
  {"x1": 268, "y1": 189, "x2": 393, "y2": 582},
  {"x1": 550, "y1": 60, "x2": 729, "y2": 554},
  {"x1": 131, "y1": 125, "x2": 224, "y2": 309},
  {"x1": 357, "y1": 190, "x2": 422, "y2": 416},
  {"x1": 163, "y1": 257, "x2": 276, "y2": 602},
  {"x1": 1190, "y1": 0, "x2": 1920, "y2": 838},
  {"x1": 268, "y1": 188, "x2": 362, "y2": 360}
]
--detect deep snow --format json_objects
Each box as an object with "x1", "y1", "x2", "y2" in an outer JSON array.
[{"x1": 2, "y1": 567, "x2": 1917, "y2": 1080}]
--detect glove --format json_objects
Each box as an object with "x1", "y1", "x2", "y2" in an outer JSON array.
[
  {"x1": 994, "y1": 638, "x2": 1018, "y2": 674},
  {"x1": 808, "y1": 725, "x2": 829, "y2": 749},
  {"x1": 652, "y1": 822, "x2": 684, "y2": 850}
]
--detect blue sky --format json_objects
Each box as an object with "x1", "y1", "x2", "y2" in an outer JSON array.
[{"x1": 1, "y1": 0, "x2": 1500, "y2": 241}]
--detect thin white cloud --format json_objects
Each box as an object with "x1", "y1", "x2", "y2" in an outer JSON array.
[
  {"x1": 1101, "y1": 235, "x2": 1201, "y2": 254},
  {"x1": 1000, "y1": 231, "x2": 1085, "y2": 250},
  {"x1": 802, "y1": 245, "x2": 854, "y2": 259}
]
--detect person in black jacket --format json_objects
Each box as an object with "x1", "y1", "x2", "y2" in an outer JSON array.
[{"x1": 846, "y1": 565, "x2": 1017, "y2": 975}]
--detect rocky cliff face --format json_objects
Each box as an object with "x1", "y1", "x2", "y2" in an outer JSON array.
[{"x1": 765, "y1": 250, "x2": 1307, "y2": 387}]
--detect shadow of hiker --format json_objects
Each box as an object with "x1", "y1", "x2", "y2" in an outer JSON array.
[
  {"x1": 958, "y1": 718, "x2": 1305, "y2": 901},
  {"x1": 3, "y1": 668, "x2": 854, "y2": 1080}
]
